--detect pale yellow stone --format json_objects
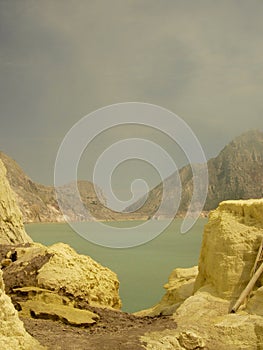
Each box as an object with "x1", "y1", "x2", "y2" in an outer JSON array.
[
  {"x1": 37, "y1": 242, "x2": 121, "y2": 309},
  {"x1": 246, "y1": 286, "x2": 263, "y2": 316},
  {"x1": 19, "y1": 300, "x2": 99, "y2": 326},
  {"x1": 8, "y1": 242, "x2": 121, "y2": 310},
  {"x1": 141, "y1": 199, "x2": 263, "y2": 350},
  {"x1": 14, "y1": 286, "x2": 99, "y2": 327},
  {"x1": 194, "y1": 199, "x2": 263, "y2": 299},
  {"x1": 142, "y1": 336, "x2": 182, "y2": 350},
  {"x1": 214, "y1": 314, "x2": 263, "y2": 349},
  {"x1": 142, "y1": 291, "x2": 263, "y2": 350},
  {"x1": 0, "y1": 270, "x2": 44, "y2": 350},
  {"x1": 178, "y1": 331, "x2": 205, "y2": 349},
  {"x1": 0, "y1": 159, "x2": 32, "y2": 244},
  {"x1": 13, "y1": 286, "x2": 73, "y2": 307}
]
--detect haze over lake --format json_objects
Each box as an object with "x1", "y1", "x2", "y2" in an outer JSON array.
[{"x1": 26, "y1": 218, "x2": 206, "y2": 312}]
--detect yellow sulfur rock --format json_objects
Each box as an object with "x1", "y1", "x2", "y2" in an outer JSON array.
[
  {"x1": 0, "y1": 159, "x2": 32, "y2": 244},
  {"x1": 141, "y1": 199, "x2": 263, "y2": 350},
  {"x1": 0, "y1": 270, "x2": 45, "y2": 350}
]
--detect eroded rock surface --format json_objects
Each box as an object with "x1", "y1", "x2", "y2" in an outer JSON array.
[
  {"x1": 0, "y1": 159, "x2": 32, "y2": 244},
  {"x1": 0, "y1": 269, "x2": 44, "y2": 350},
  {"x1": 1, "y1": 241, "x2": 121, "y2": 326},
  {"x1": 37, "y1": 242, "x2": 121, "y2": 309},
  {"x1": 141, "y1": 199, "x2": 263, "y2": 349},
  {"x1": 194, "y1": 199, "x2": 263, "y2": 299}
]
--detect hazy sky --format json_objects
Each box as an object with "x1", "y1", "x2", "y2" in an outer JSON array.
[{"x1": 0, "y1": 0, "x2": 262, "y2": 194}]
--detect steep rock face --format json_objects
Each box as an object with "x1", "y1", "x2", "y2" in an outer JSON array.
[
  {"x1": 0, "y1": 151, "x2": 105, "y2": 223},
  {"x1": 127, "y1": 129, "x2": 263, "y2": 218},
  {"x1": 0, "y1": 260, "x2": 43, "y2": 350},
  {"x1": 0, "y1": 151, "x2": 146, "y2": 223},
  {"x1": 205, "y1": 131, "x2": 263, "y2": 209},
  {"x1": 194, "y1": 199, "x2": 263, "y2": 299},
  {"x1": 141, "y1": 199, "x2": 263, "y2": 349},
  {"x1": 0, "y1": 159, "x2": 32, "y2": 244}
]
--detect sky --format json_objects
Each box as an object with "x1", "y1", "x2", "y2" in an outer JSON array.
[{"x1": 0, "y1": 0, "x2": 263, "y2": 199}]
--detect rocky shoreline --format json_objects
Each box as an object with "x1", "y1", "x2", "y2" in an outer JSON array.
[{"x1": 1, "y1": 157, "x2": 263, "y2": 349}]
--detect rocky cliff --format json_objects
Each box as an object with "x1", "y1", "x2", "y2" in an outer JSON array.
[
  {"x1": 0, "y1": 151, "x2": 107, "y2": 223},
  {"x1": 0, "y1": 160, "x2": 44, "y2": 349},
  {"x1": 0, "y1": 151, "x2": 146, "y2": 223},
  {"x1": 141, "y1": 199, "x2": 263, "y2": 349},
  {"x1": 0, "y1": 156, "x2": 122, "y2": 345},
  {"x1": 0, "y1": 159, "x2": 32, "y2": 244},
  {"x1": 127, "y1": 129, "x2": 263, "y2": 218},
  {"x1": 194, "y1": 199, "x2": 263, "y2": 299},
  {"x1": 3, "y1": 129, "x2": 262, "y2": 223}
]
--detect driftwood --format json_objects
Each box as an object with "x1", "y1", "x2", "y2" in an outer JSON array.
[{"x1": 230, "y1": 237, "x2": 263, "y2": 313}]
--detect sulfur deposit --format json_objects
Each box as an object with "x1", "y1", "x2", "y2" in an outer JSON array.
[
  {"x1": 0, "y1": 158, "x2": 44, "y2": 349},
  {"x1": 1, "y1": 242, "x2": 121, "y2": 318},
  {"x1": 194, "y1": 199, "x2": 263, "y2": 299},
  {"x1": 1, "y1": 157, "x2": 121, "y2": 340},
  {"x1": 0, "y1": 159, "x2": 32, "y2": 244},
  {"x1": 0, "y1": 270, "x2": 45, "y2": 350},
  {"x1": 141, "y1": 199, "x2": 263, "y2": 349},
  {"x1": 37, "y1": 242, "x2": 121, "y2": 309}
]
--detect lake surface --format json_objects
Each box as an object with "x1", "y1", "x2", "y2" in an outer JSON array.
[{"x1": 25, "y1": 219, "x2": 207, "y2": 313}]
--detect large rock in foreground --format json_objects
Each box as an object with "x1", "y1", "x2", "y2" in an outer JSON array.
[
  {"x1": 0, "y1": 269, "x2": 44, "y2": 350},
  {"x1": 141, "y1": 199, "x2": 263, "y2": 349},
  {"x1": 37, "y1": 242, "x2": 121, "y2": 309},
  {"x1": 194, "y1": 199, "x2": 263, "y2": 299},
  {"x1": 0, "y1": 159, "x2": 32, "y2": 244},
  {"x1": 1, "y1": 242, "x2": 121, "y2": 314}
]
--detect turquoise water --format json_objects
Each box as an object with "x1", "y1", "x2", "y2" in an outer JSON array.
[{"x1": 25, "y1": 219, "x2": 206, "y2": 313}]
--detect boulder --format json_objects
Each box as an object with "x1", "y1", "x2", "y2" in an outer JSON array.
[
  {"x1": 0, "y1": 159, "x2": 32, "y2": 244},
  {"x1": 2, "y1": 242, "x2": 121, "y2": 311},
  {"x1": 37, "y1": 242, "x2": 121, "y2": 309}
]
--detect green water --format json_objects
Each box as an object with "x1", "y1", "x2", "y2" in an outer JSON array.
[{"x1": 25, "y1": 219, "x2": 206, "y2": 313}]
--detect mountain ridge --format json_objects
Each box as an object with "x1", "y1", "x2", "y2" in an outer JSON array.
[
  {"x1": 1, "y1": 129, "x2": 262, "y2": 222},
  {"x1": 126, "y1": 129, "x2": 263, "y2": 218},
  {"x1": 0, "y1": 151, "x2": 146, "y2": 223}
]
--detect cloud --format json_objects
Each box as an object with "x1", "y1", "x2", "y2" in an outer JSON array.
[{"x1": 0, "y1": 0, "x2": 262, "y2": 184}]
